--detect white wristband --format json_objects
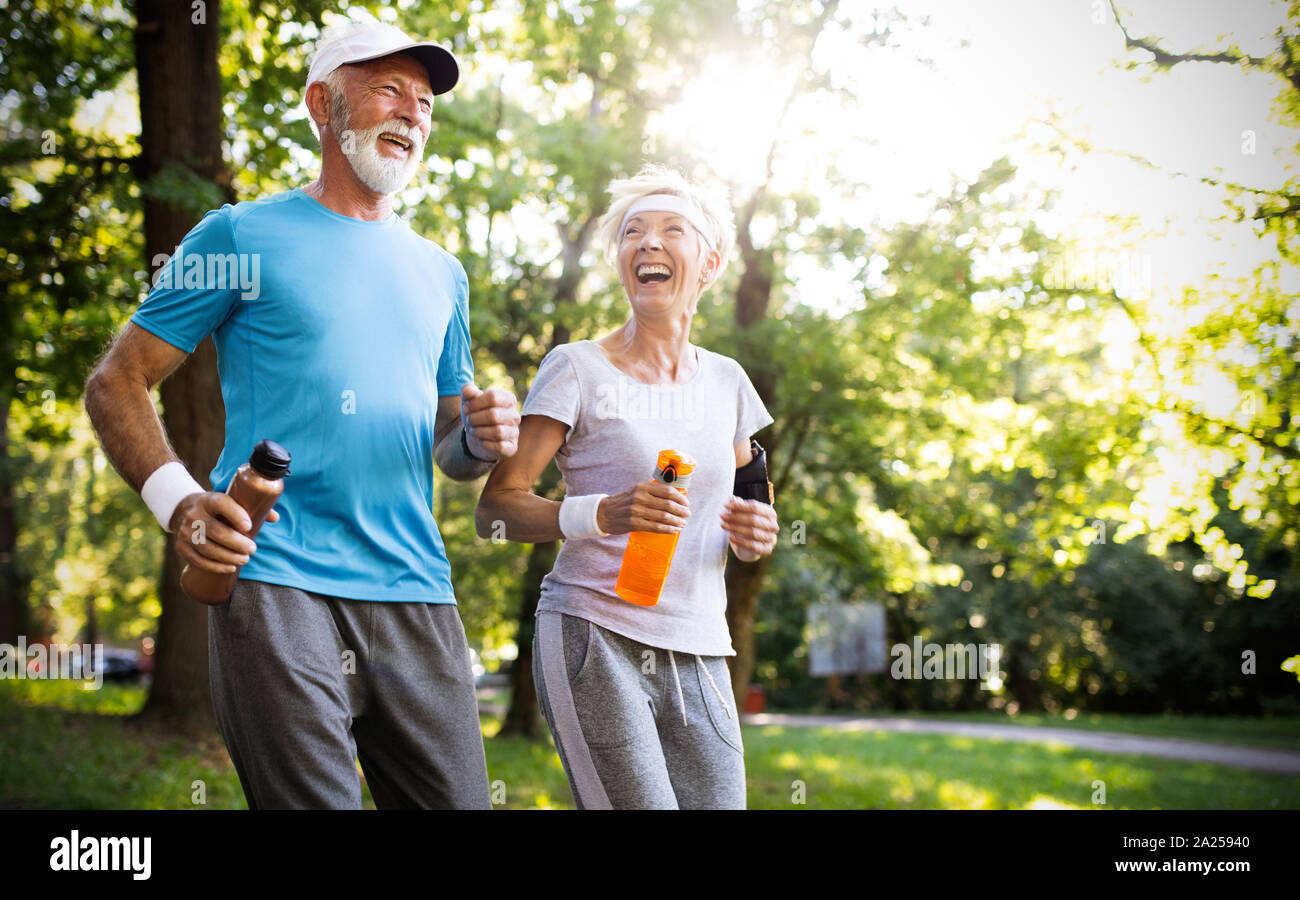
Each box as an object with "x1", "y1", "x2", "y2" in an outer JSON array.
[
  {"x1": 558, "y1": 493, "x2": 608, "y2": 539},
  {"x1": 141, "y1": 461, "x2": 205, "y2": 533}
]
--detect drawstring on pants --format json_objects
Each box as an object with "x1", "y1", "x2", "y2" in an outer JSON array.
[
  {"x1": 667, "y1": 650, "x2": 688, "y2": 727},
  {"x1": 667, "y1": 649, "x2": 735, "y2": 728}
]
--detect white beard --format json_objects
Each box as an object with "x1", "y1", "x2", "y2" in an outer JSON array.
[
  {"x1": 343, "y1": 121, "x2": 423, "y2": 195},
  {"x1": 331, "y1": 95, "x2": 424, "y2": 195}
]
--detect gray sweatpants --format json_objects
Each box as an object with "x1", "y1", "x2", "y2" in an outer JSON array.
[
  {"x1": 533, "y1": 611, "x2": 747, "y2": 809},
  {"x1": 209, "y1": 579, "x2": 491, "y2": 810}
]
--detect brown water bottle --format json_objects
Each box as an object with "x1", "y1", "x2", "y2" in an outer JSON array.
[{"x1": 180, "y1": 440, "x2": 291, "y2": 606}]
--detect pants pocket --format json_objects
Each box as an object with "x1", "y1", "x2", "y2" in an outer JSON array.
[
  {"x1": 567, "y1": 623, "x2": 647, "y2": 749},
  {"x1": 697, "y1": 656, "x2": 744, "y2": 755},
  {"x1": 560, "y1": 614, "x2": 596, "y2": 685}
]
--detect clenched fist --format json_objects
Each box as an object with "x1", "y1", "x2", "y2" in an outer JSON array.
[
  {"x1": 720, "y1": 496, "x2": 778, "y2": 562},
  {"x1": 461, "y1": 383, "x2": 520, "y2": 461}
]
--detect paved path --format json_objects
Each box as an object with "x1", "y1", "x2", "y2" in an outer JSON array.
[{"x1": 742, "y1": 713, "x2": 1300, "y2": 775}]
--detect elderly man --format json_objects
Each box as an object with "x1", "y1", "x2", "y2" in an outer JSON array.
[{"x1": 84, "y1": 20, "x2": 519, "y2": 809}]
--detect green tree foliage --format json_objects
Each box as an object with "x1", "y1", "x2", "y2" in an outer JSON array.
[{"x1": 2, "y1": 0, "x2": 1296, "y2": 720}]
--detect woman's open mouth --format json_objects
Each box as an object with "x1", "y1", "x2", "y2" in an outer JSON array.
[{"x1": 636, "y1": 263, "x2": 672, "y2": 284}]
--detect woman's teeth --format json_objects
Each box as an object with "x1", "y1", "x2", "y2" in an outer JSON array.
[{"x1": 636, "y1": 264, "x2": 672, "y2": 283}]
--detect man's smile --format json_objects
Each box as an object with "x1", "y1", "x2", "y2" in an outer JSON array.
[{"x1": 379, "y1": 132, "x2": 414, "y2": 153}]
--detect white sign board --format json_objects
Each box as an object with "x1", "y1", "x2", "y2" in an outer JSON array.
[{"x1": 806, "y1": 601, "x2": 887, "y2": 676}]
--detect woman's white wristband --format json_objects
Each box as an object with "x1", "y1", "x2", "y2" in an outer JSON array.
[
  {"x1": 141, "y1": 461, "x2": 205, "y2": 533},
  {"x1": 558, "y1": 493, "x2": 608, "y2": 539}
]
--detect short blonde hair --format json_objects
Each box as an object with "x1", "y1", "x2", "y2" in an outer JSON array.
[{"x1": 596, "y1": 165, "x2": 736, "y2": 280}]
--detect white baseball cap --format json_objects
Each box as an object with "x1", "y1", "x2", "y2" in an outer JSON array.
[{"x1": 306, "y1": 21, "x2": 459, "y2": 96}]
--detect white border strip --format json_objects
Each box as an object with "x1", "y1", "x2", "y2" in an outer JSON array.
[{"x1": 537, "y1": 614, "x2": 611, "y2": 810}]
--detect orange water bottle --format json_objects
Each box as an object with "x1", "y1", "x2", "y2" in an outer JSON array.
[{"x1": 615, "y1": 450, "x2": 695, "y2": 607}]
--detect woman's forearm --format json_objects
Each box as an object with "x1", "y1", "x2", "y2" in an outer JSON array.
[{"x1": 475, "y1": 487, "x2": 564, "y2": 542}]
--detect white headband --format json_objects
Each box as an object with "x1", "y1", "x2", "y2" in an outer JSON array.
[{"x1": 618, "y1": 194, "x2": 717, "y2": 250}]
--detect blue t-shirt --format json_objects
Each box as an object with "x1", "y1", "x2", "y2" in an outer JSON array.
[{"x1": 131, "y1": 188, "x2": 474, "y2": 603}]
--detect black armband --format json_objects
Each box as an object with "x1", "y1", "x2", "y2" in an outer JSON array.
[{"x1": 734, "y1": 439, "x2": 773, "y2": 504}]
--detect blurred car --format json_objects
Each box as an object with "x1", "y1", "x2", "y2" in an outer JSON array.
[{"x1": 100, "y1": 648, "x2": 143, "y2": 683}]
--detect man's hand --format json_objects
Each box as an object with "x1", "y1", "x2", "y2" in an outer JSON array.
[
  {"x1": 461, "y1": 383, "x2": 520, "y2": 461},
  {"x1": 720, "y1": 497, "x2": 778, "y2": 562},
  {"x1": 169, "y1": 492, "x2": 280, "y2": 574}
]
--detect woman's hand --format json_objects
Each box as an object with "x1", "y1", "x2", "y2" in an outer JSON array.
[
  {"x1": 720, "y1": 497, "x2": 778, "y2": 561},
  {"x1": 597, "y1": 482, "x2": 691, "y2": 535}
]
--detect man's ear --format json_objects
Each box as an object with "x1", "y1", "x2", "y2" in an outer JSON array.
[{"x1": 305, "y1": 80, "x2": 332, "y2": 134}]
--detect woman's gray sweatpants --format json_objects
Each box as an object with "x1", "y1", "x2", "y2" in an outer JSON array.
[
  {"x1": 533, "y1": 611, "x2": 747, "y2": 809},
  {"x1": 209, "y1": 579, "x2": 491, "y2": 810}
]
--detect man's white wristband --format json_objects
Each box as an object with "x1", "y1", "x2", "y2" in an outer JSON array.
[
  {"x1": 558, "y1": 493, "x2": 608, "y2": 539},
  {"x1": 141, "y1": 461, "x2": 205, "y2": 533}
]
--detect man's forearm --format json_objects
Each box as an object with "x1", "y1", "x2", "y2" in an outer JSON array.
[
  {"x1": 84, "y1": 370, "x2": 186, "y2": 494},
  {"x1": 434, "y1": 420, "x2": 496, "y2": 482}
]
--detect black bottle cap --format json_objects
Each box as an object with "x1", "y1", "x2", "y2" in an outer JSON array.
[{"x1": 248, "y1": 439, "x2": 291, "y2": 479}]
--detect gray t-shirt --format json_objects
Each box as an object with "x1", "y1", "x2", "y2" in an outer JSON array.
[{"x1": 520, "y1": 340, "x2": 775, "y2": 656}]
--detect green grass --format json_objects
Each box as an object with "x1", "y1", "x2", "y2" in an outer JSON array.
[
  {"x1": 770, "y1": 708, "x2": 1300, "y2": 752},
  {"x1": 0, "y1": 680, "x2": 245, "y2": 810},
  {"x1": 3, "y1": 677, "x2": 149, "y2": 715},
  {"x1": 480, "y1": 713, "x2": 576, "y2": 809},
  {"x1": 3, "y1": 679, "x2": 1296, "y2": 809},
  {"x1": 741, "y1": 726, "x2": 1299, "y2": 810}
]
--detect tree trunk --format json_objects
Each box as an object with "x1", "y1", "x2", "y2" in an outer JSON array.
[
  {"x1": 724, "y1": 553, "x2": 773, "y2": 704},
  {"x1": 1004, "y1": 644, "x2": 1042, "y2": 711},
  {"x1": 719, "y1": 2, "x2": 839, "y2": 711},
  {"x1": 724, "y1": 232, "x2": 778, "y2": 705},
  {"x1": 134, "y1": 0, "x2": 228, "y2": 729},
  {"x1": 497, "y1": 536, "x2": 558, "y2": 738}
]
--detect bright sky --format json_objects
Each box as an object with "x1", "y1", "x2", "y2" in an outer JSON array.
[{"x1": 645, "y1": 0, "x2": 1297, "y2": 311}]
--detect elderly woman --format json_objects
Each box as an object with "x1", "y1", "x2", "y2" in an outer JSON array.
[{"x1": 476, "y1": 165, "x2": 779, "y2": 809}]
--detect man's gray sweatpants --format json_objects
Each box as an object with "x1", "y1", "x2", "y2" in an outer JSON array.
[
  {"x1": 209, "y1": 579, "x2": 491, "y2": 810},
  {"x1": 533, "y1": 611, "x2": 747, "y2": 809}
]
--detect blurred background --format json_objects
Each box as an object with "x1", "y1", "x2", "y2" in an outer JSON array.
[{"x1": 2, "y1": 0, "x2": 1298, "y2": 809}]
